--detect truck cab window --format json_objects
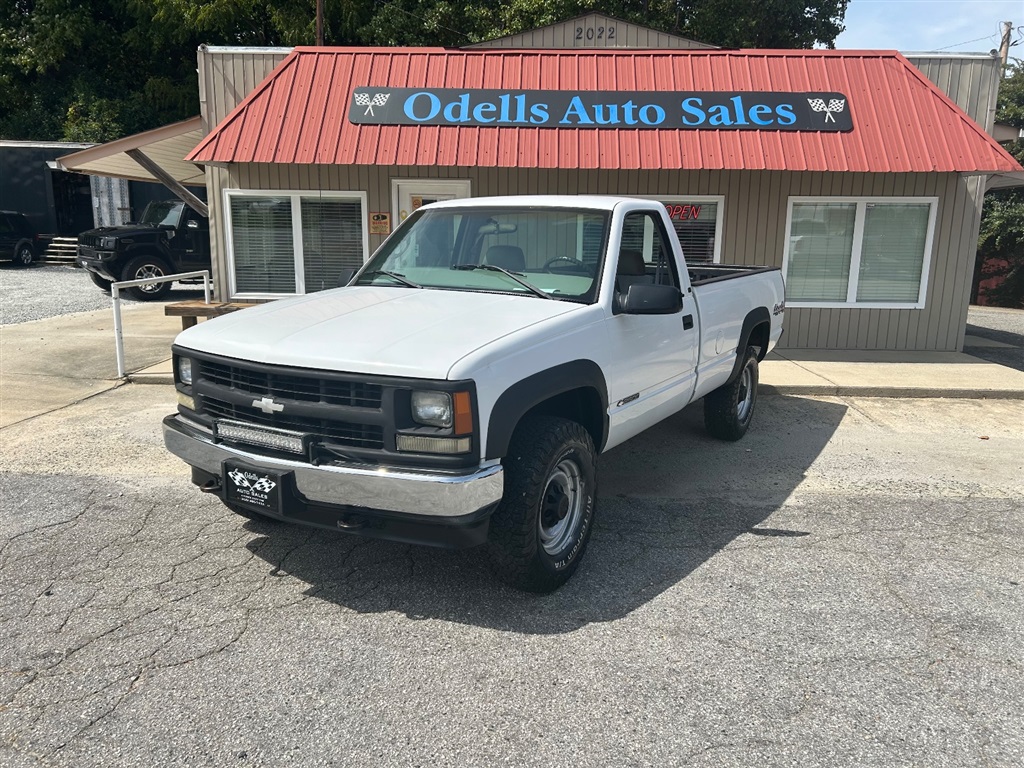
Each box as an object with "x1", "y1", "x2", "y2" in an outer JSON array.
[{"x1": 618, "y1": 211, "x2": 681, "y2": 290}]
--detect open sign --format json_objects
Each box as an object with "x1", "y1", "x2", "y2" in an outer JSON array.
[{"x1": 664, "y1": 204, "x2": 702, "y2": 221}]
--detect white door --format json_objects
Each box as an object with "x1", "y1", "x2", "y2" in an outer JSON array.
[
  {"x1": 392, "y1": 180, "x2": 472, "y2": 225},
  {"x1": 603, "y1": 210, "x2": 700, "y2": 448}
]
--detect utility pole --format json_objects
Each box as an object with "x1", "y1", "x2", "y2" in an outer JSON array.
[
  {"x1": 316, "y1": 0, "x2": 324, "y2": 46},
  {"x1": 998, "y1": 20, "x2": 1012, "y2": 72}
]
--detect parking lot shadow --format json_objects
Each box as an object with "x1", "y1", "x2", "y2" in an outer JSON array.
[{"x1": 245, "y1": 394, "x2": 847, "y2": 634}]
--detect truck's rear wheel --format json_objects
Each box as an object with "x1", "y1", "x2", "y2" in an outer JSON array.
[
  {"x1": 488, "y1": 416, "x2": 597, "y2": 593},
  {"x1": 704, "y1": 345, "x2": 759, "y2": 441},
  {"x1": 14, "y1": 241, "x2": 35, "y2": 266},
  {"x1": 122, "y1": 255, "x2": 172, "y2": 300}
]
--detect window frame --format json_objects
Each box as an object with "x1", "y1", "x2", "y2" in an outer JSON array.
[
  {"x1": 636, "y1": 194, "x2": 725, "y2": 264},
  {"x1": 781, "y1": 196, "x2": 938, "y2": 310},
  {"x1": 224, "y1": 188, "x2": 369, "y2": 300}
]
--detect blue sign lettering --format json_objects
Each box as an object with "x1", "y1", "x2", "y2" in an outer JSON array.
[{"x1": 354, "y1": 88, "x2": 852, "y2": 132}]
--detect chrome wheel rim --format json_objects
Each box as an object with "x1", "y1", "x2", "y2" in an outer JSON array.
[
  {"x1": 16, "y1": 246, "x2": 32, "y2": 265},
  {"x1": 736, "y1": 365, "x2": 754, "y2": 422},
  {"x1": 135, "y1": 264, "x2": 164, "y2": 292},
  {"x1": 539, "y1": 458, "x2": 584, "y2": 555}
]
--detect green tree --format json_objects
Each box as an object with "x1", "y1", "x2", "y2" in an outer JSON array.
[
  {"x1": 977, "y1": 61, "x2": 1024, "y2": 308},
  {"x1": 0, "y1": 0, "x2": 850, "y2": 142}
]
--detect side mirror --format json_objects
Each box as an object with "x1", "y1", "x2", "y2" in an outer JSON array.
[
  {"x1": 337, "y1": 268, "x2": 357, "y2": 287},
  {"x1": 620, "y1": 283, "x2": 683, "y2": 315}
]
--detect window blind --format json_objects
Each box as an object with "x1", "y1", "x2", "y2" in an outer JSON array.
[
  {"x1": 230, "y1": 197, "x2": 295, "y2": 294},
  {"x1": 301, "y1": 198, "x2": 364, "y2": 292},
  {"x1": 856, "y1": 204, "x2": 929, "y2": 303},
  {"x1": 786, "y1": 203, "x2": 856, "y2": 302}
]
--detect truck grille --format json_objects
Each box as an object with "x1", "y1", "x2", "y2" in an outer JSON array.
[
  {"x1": 198, "y1": 360, "x2": 382, "y2": 409},
  {"x1": 201, "y1": 395, "x2": 384, "y2": 449}
]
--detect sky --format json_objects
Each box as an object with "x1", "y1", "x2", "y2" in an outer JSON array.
[{"x1": 834, "y1": 0, "x2": 1022, "y2": 53}]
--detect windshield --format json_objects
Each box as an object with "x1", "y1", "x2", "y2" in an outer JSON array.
[
  {"x1": 356, "y1": 207, "x2": 609, "y2": 302},
  {"x1": 140, "y1": 201, "x2": 185, "y2": 227}
]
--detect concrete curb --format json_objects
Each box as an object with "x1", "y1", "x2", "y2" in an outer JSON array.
[
  {"x1": 127, "y1": 373, "x2": 175, "y2": 385},
  {"x1": 761, "y1": 384, "x2": 1024, "y2": 399}
]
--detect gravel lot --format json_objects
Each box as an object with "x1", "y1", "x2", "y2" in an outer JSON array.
[{"x1": 0, "y1": 263, "x2": 204, "y2": 325}]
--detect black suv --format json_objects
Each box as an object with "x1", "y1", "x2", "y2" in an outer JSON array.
[
  {"x1": 77, "y1": 200, "x2": 210, "y2": 300},
  {"x1": 0, "y1": 211, "x2": 40, "y2": 266}
]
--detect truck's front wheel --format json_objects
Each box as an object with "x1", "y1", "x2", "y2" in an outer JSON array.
[
  {"x1": 704, "y1": 345, "x2": 759, "y2": 441},
  {"x1": 122, "y1": 255, "x2": 172, "y2": 300},
  {"x1": 88, "y1": 271, "x2": 114, "y2": 293},
  {"x1": 489, "y1": 416, "x2": 597, "y2": 593}
]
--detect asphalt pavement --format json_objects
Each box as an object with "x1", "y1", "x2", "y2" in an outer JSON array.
[
  {"x1": 965, "y1": 306, "x2": 1024, "y2": 372},
  {"x1": 1, "y1": 383, "x2": 1022, "y2": 766},
  {"x1": 2, "y1": 265, "x2": 1023, "y2": 765}
]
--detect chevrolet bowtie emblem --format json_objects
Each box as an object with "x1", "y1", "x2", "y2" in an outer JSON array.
[{"x1": 252, "y1": 396, "x2": 284, "y2": 414}]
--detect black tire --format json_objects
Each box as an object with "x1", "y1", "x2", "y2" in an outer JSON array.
[
  {"x1": 704, "y1": 345, "x2": 759, "y2": 441},
  {"x1": 13, "y1": 240, "x2": 34, "y2": 267},
  {"x1": 488, "y1": 416, "x2": 597, "y2": 593},
  {"x1": 88, "y1": 271, "x2": 114, "y2": 293},
  {"x1": 121, "y1": 255, "x2": 172, "y2": 300}
]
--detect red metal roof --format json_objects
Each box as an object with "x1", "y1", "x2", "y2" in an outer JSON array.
[{"x1": 188, "y1": 48, "x2": 1022, "y2": 174}]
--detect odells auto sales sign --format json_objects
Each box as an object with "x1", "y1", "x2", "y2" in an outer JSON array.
[{"x1": 350, "y1": 89, "x2": 852, "y2": 131}]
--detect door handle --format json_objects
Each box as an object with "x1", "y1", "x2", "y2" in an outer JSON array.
[{"x1": 682, "y1": 314, "x2": 694, "y2": 330}]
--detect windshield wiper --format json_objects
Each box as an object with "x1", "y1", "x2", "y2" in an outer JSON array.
[
  {"x1": 359, "y1": 270, "x2": 422, "y2": 289},
  {"x1": 452, "y1": 264, "x2": 554, "y2": 300}
]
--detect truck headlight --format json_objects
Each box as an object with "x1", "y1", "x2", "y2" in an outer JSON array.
[
  {"x1": 100, "y1": 237, "x2": 117, "y2": 249},
  {"x1": 411, "y1": 391, "x2": 452, "y2": 428},
  {"x1": 177, "y1": 356, "x2": 193, "y2": 385}
]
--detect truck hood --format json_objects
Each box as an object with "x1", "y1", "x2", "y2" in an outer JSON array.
[
  {"x1": 174, "y1": 287, "x2": 582, "y2": 379},
  {"x1": 79, "y1": 224, "x2": 162, "y2": 244}
]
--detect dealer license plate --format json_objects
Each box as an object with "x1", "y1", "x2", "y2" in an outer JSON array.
[{"x1": 223, "y1": 462, "x2": 286, "y2": 515}]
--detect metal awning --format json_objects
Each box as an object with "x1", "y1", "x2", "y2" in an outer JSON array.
[
  {"x1": 986, "y1": 171, "x2": 1024, "y2": 190},
  {"x1": 58, "y1": 117, "x2": 205, "y2": 185},
  {"x1": 58, "y1": 117, "x2": 208, "y2": 216}
]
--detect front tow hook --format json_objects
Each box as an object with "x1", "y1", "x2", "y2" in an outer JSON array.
[{"x1": 199, "y1": 479, "x2": 222, "y2": 494}]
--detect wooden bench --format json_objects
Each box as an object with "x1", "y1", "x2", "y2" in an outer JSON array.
[{"x1": 164, "y1": 300, "x2": 259, "y2": 330}]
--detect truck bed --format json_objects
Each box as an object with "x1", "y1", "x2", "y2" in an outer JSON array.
[{"x1": 688, "y1": 264, "x2": 781, "y2": 286}]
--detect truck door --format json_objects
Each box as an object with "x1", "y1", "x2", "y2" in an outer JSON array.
[
  {"x1": 604, "y1": 210, "x2": 699, "y2": 442},
  {"x1": 0, "y1": 214, "x2": 16, "y2": 258},
  {"x1": 179, "y1": 206, "x2": 210, "y2": 268}
]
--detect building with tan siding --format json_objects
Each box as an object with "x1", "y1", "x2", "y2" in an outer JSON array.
[{"x1": 65, "y1": 15, "x2": 1024, "y2": 351}]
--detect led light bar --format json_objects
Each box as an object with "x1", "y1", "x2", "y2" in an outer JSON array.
[
  {"x1": 216, "y1": 420, "x2": 307, "y2": 454},
  {"x1": 396, "y1": 434, "x2": 471, "y2": 454}
]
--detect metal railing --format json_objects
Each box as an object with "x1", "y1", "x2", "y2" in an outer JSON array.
[{"x1": 111, "y1": 270, "x2": 211, "y2": 378}]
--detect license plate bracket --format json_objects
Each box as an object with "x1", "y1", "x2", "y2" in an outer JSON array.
[{"x1": 223, "y1": 461, "x2": 288, "y2": 516}]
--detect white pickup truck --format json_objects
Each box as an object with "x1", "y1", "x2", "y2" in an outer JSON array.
[{"x1": 164, "y1": 196, "x2": 784, "y2": 591}]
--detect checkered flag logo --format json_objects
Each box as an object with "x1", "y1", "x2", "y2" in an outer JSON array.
[
  {"x1": 808, "y1": 97, "x2": 846, "y2": 123},
  {"x1": 250, "y1": 477, "x2": 277, "y2": 493},
  {"x1": 354, "y1": 92, "x2": 390, "y2": 116},
  {"x1": 228, "y1": 470, "x2": 276, "y2": 493}
]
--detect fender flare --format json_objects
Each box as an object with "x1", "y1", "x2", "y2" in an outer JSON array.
[
  {"x1": 727, "y1": 307, "x2": 771, "y2": 383},
  {"x1": 485, "y1": 360, "x2": 608, "y2": 460}
]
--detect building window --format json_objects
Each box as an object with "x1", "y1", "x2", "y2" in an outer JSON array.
[
  {"x1": 225, "y1": 190, "x2": 368, "y2": 298},
  {"x1": 638, "y1": 196, "x2": 723, "y2": 264},
  {"x1": 783, "y1": 197, "x2": 936, "y2": 309}
]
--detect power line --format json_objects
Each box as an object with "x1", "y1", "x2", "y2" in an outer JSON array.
[
  {"x1": 933, "y1": 33, "x2": 997, "y2": 52},
  {"x1": 378, "y1": 1, "x2": 474, "y2": 44}
]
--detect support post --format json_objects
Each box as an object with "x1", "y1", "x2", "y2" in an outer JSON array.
[
  {"x1": 126, "y1": 148, "x2": 209, "y2": 218},
  {"x1": 112, "y1": 285, "x2": 126, "y2": 379}
]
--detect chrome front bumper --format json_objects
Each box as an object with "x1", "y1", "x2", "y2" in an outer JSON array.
[{"x1": 162, "y1": 414, "x2": 504, "y2": 519}]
